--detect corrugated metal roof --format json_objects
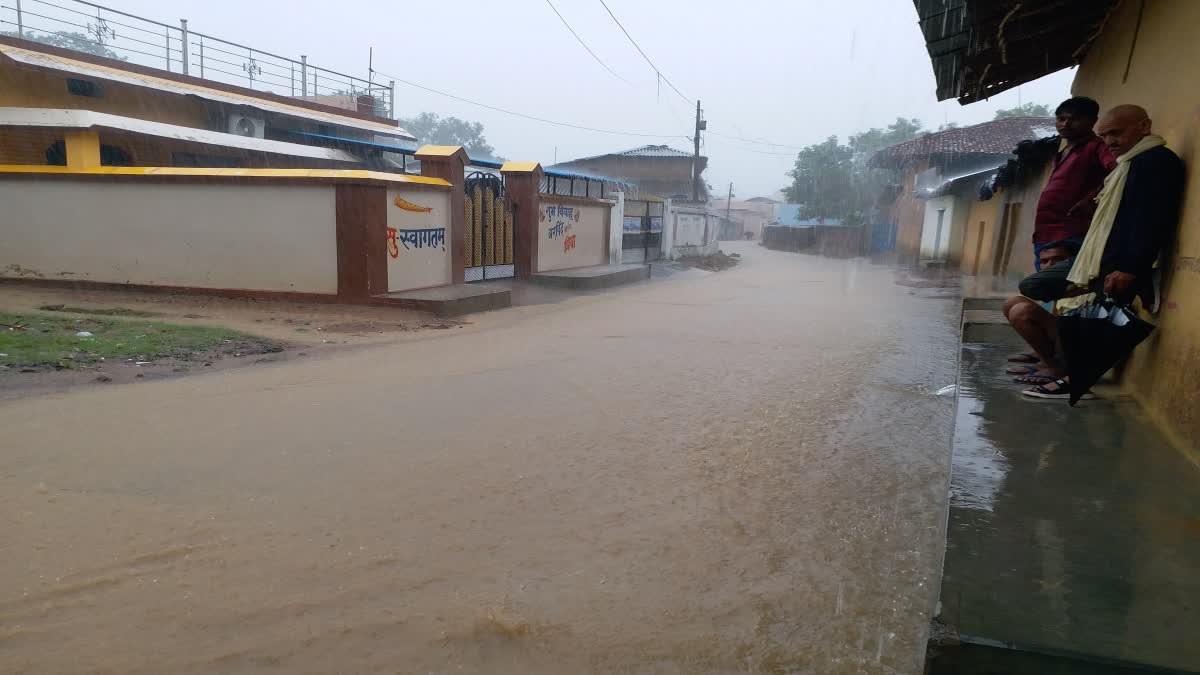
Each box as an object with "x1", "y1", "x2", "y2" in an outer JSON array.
[
  {"x1": 911, "y1": 0, "x2": 1121, "y2": 103},
  {"x1": 0, "y1": 107, "x2": 361, "y2": 162},
  {"x1": 0, "y1": 43, "x2": 413, "y2": 139},
  {"x1": 869, "y1": 117, "x2": 1056, "y2": 168}
]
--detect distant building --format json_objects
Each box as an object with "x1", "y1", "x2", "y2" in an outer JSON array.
[
  {"x1": 548, "y1": 144, "x2": 708, "y2": 203},
  {"x1": 869, "y1": 117, "x2": 1057, "y2": 265},
  {"x1": 712, "y1": 196, "x2": 778, "y2": 240}
]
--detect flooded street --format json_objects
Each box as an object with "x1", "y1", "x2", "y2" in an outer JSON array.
[{"x1": 0, "y1": 243, "x2": 960, "y2": 674}]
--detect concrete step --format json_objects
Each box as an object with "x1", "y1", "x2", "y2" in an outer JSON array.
[
  {"x1": 961, "y1": 308, "x2": 1022, "y2": 345},
  {"x1": 372, "y1": 284, "x2": 510, "y2": 317},
  {"x1": 530, "y1": 264, "x2": 650, "y2": 290}
]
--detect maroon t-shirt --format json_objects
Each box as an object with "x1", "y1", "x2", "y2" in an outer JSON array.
[{"x1": 1034, "y1": 135, "x2": 1117, "y2": 244}]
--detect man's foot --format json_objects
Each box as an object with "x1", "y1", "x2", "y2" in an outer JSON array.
[
  {"x1": 1013, "y1": 373, "x2": 1058, "y2": 384},
  {"x1": 1006, "y1": 364, "x2": 1052, "y2": 375},
  {"x1": 1007, "y1": 352, "x2": 1039, "y2": 363},
  {"x1": 1022, "y1": 378, "x2": 1097, "y2": 401}
]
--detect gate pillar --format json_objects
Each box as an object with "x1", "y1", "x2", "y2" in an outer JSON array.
[
  {"x1": 500, "y1": 161, "x2": 544, "y2": 280},
  {"x1": 415, "y1": 145, "x2": 469, "y2": 284}
]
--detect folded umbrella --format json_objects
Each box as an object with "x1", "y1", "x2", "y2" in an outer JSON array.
[{"x1": 1057, "y1": 298, "x2": 1155, "y2": 406}]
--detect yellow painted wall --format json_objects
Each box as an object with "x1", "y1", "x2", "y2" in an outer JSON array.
[
  {"x1": 385, "y1": 187, "x2": 452, "y2": 292},
  {"x1": 961, "y1": 194, "x2": 1000, "y2": 276},
  {"x1": 894, "y1": 159, "x2": 930, "y2": 262},
  {"x1": 1072, "y1": 0, "x2": 1200, "y2": 449},
  {"x1": 537, "y1": 198, "x2": 609, "y2": 272},
  {"x1": 0, "y1": 64, "x2": 210, "y2": 128},
  {"x1": 0, "y1": 178, "x2": 339, "y2": 293}
]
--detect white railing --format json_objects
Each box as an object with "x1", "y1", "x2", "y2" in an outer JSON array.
[{"x1": 0, "y1": 0, "x2": 395, "y2": 117}]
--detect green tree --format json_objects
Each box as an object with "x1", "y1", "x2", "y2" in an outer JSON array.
[
  {"x1": 846, "y1": 117, "x2": 924, "y2": 157},
  {"x1": 993, "y1": 102, "x2": 1052, "y2": 119},
  {"x1": 2, "y1": 30, "x2": 126, "y2": 60},
  {"x1": 783, "y1": 118, "x2": 926, "y2": 224},
  {"x1": 398, "y1": 112, "x2": 499, "y2": 160},
  {"x1": 783, "y1": 136, "x2": 855, "y2": 221}
]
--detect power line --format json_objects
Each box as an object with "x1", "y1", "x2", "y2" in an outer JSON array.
[
  {"x1": 543, "y1": 0, "x2": 630, "y2": 85},
  {"x1": 598, "y1": 0, "x2": 690, "y2": 105},
  {"x1": 375, "y1": 69, "x2": 688, "y2": 139},
  {"x1": 705, "y1": 134, "x2": 798, "y2": 157},
  {"x1": 707, "y1": 130, "x2": 806, "y2": 150}
]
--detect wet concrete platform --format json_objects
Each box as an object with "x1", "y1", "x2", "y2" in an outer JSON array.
[
  {"x1": 530, "y1": 263, "x2": 650, "y2": 290},
  {"x1": 931, "y1": 308, "x2": 1200, "y2": 672},
  {"x1": 372, "y1": 284, "x2": 511, "y2": 317}
]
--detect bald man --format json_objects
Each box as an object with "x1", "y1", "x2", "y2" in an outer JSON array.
[
  {"x1": 1091, "y1": 104, "x2": 1184, "y2": 303},
  {"x1": 1021, "y1": 105, "x2": 1184, "y2": 400}
]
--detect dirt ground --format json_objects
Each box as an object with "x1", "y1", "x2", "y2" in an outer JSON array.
[{"x1": 0, "y1": 283, "x2": 463, "y2": 399}]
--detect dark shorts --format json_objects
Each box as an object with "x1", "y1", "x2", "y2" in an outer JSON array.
[{"x1": 1019, "y1": 259, "x2": 1075, "y2": 302}]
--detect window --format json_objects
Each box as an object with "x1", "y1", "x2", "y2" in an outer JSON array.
[{"x1": 66, "y1": 78, "x2": 100, "y2": 97}]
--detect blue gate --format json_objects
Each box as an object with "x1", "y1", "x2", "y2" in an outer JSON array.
[{"x1": 870, "y1": 222, "x2": 897, "y2": 253}]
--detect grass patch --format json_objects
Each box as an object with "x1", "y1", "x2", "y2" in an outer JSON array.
[
  {"x1": 38, "y1": 304, "x2": 161, "y2": 317},
  {"x1": 0, "y1": 312, "x2": 266, "y2": 369}
]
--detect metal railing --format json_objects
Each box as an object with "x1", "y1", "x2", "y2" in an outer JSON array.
[{"x1": 0, "y1": 0, "x2": 395, "y2": 118}]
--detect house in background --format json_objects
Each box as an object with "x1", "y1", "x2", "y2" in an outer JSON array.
[
  {"x1": 548, "y1": 144, "x2": 707, "y2": 202},
  {"x1": 0, "y1": 33, "x2": 414, "y2": 171},
  {"x1": 550, "y1": 144, "x2": 720, "y2": 258},
  {"x1": 869, "y1": 117, "x2": 1056, "y2": 266},
  {"x1": 712, "y1": 196, "x2": 778, "y2": 240}
]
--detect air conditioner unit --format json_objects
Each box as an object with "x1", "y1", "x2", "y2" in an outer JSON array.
[{"x1": 227, "y1": 114, "x2": 266, "y2": 139}]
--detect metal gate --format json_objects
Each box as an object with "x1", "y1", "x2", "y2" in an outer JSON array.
[{"x1": 464, "y1": 172, "x2": 515, "y2": 281}]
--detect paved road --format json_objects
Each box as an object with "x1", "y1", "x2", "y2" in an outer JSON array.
[{"x1": 1, "y1": 243, "x2": 959, "y2": 674}]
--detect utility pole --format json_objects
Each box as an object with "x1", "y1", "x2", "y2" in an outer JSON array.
[
  {"x1": 692, "y1": 100, "x2": 705, "y2": 202},
  {"x1": 726, "y1": 182, "x2": 734, "y2": 239}
]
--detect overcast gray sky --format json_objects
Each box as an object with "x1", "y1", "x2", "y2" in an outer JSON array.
[{"x1": 109, "y1": 0, "x2": 1074, "y2": 196}]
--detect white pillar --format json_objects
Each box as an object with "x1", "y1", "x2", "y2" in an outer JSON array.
[
  {"x1": 608, "y1": 191, "x2": 624, "y2": 265},
  {"x1": 660, "y1": 198, "x2": 675, "y2": 260}
]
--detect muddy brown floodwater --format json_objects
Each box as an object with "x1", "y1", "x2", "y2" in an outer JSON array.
[{"x1": 0, "y1": 243, "x2": 959, "y2": 674}]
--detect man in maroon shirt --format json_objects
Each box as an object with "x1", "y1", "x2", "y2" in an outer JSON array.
[{"x1": 1032, "y1": 97, "x2": 1117, "y2": 270}]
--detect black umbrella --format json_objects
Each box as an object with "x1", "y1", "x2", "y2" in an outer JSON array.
[{"x1": 1057, "y1": 298, "x2": 1155, "y2": 406}]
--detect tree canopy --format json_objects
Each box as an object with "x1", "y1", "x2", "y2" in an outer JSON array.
[
  {"x1": 1, "y1": 31, "x2": 125, "y2": 60},
  {"x1": 993, "y1": 102, "x2": 1052, "y2": 119},
  {"x1": 398, "y1": 113, "x2": 500, "y2": 160},
  {"x1": 783, "y1": 117, "x2": 926, "y2": 224}
]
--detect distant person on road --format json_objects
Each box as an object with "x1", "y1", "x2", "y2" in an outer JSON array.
[
  {"x1": 1022, "y1": 104, "x2": 1185, "y2": 400},
  {"x1": 1031, "y1": 97, "x2": 1116, "y2": 270}
]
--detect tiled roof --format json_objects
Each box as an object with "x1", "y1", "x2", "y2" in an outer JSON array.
[
  {"x1": 613, "y1": 144, "x2": 694, "y2": 158},
  {"x1": 869, "y1": 117, "x2": 1057, "y2": 168},
  {"x1": 558, "y1": 145, "x2": 697, "y2": 164}
]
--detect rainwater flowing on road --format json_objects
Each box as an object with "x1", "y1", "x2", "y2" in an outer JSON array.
[{"x1": 0, "y1": 243, "x2": 960, "y2": 674}]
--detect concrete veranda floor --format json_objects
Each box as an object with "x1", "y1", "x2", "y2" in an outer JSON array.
[{"x1": 931, "y1": 329, "x2": 1200, "y2": 672}]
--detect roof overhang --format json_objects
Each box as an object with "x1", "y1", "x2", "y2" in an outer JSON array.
[
  {"x1": 0, "y1": 41, "x2": 414, "y2": 140},
  {"x1": 913, "y1": 0, "x2": 1121, "y2": 104},
  {"x1": 0, "y1": 107, "x2": 361, "y2": 163}
]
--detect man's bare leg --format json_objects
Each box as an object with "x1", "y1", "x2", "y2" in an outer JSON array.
[{"x1": 1006, "y1": 298, "x2": 1065, "y2": 378}]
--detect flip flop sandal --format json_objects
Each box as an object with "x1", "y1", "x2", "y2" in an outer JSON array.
[
  {"x1": 1022, "y1": 378, "x2": 1097, "y2": 400},
  {"x1": 1013, "y1": 373, "x2": 1058, "y2": 384},
  {"x1": 1006, "y1": 365, "x2": 1040, "y2": 375},
  {"x1": 1006, "y1": 352, "x2": 1039, "y2": 363}
]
